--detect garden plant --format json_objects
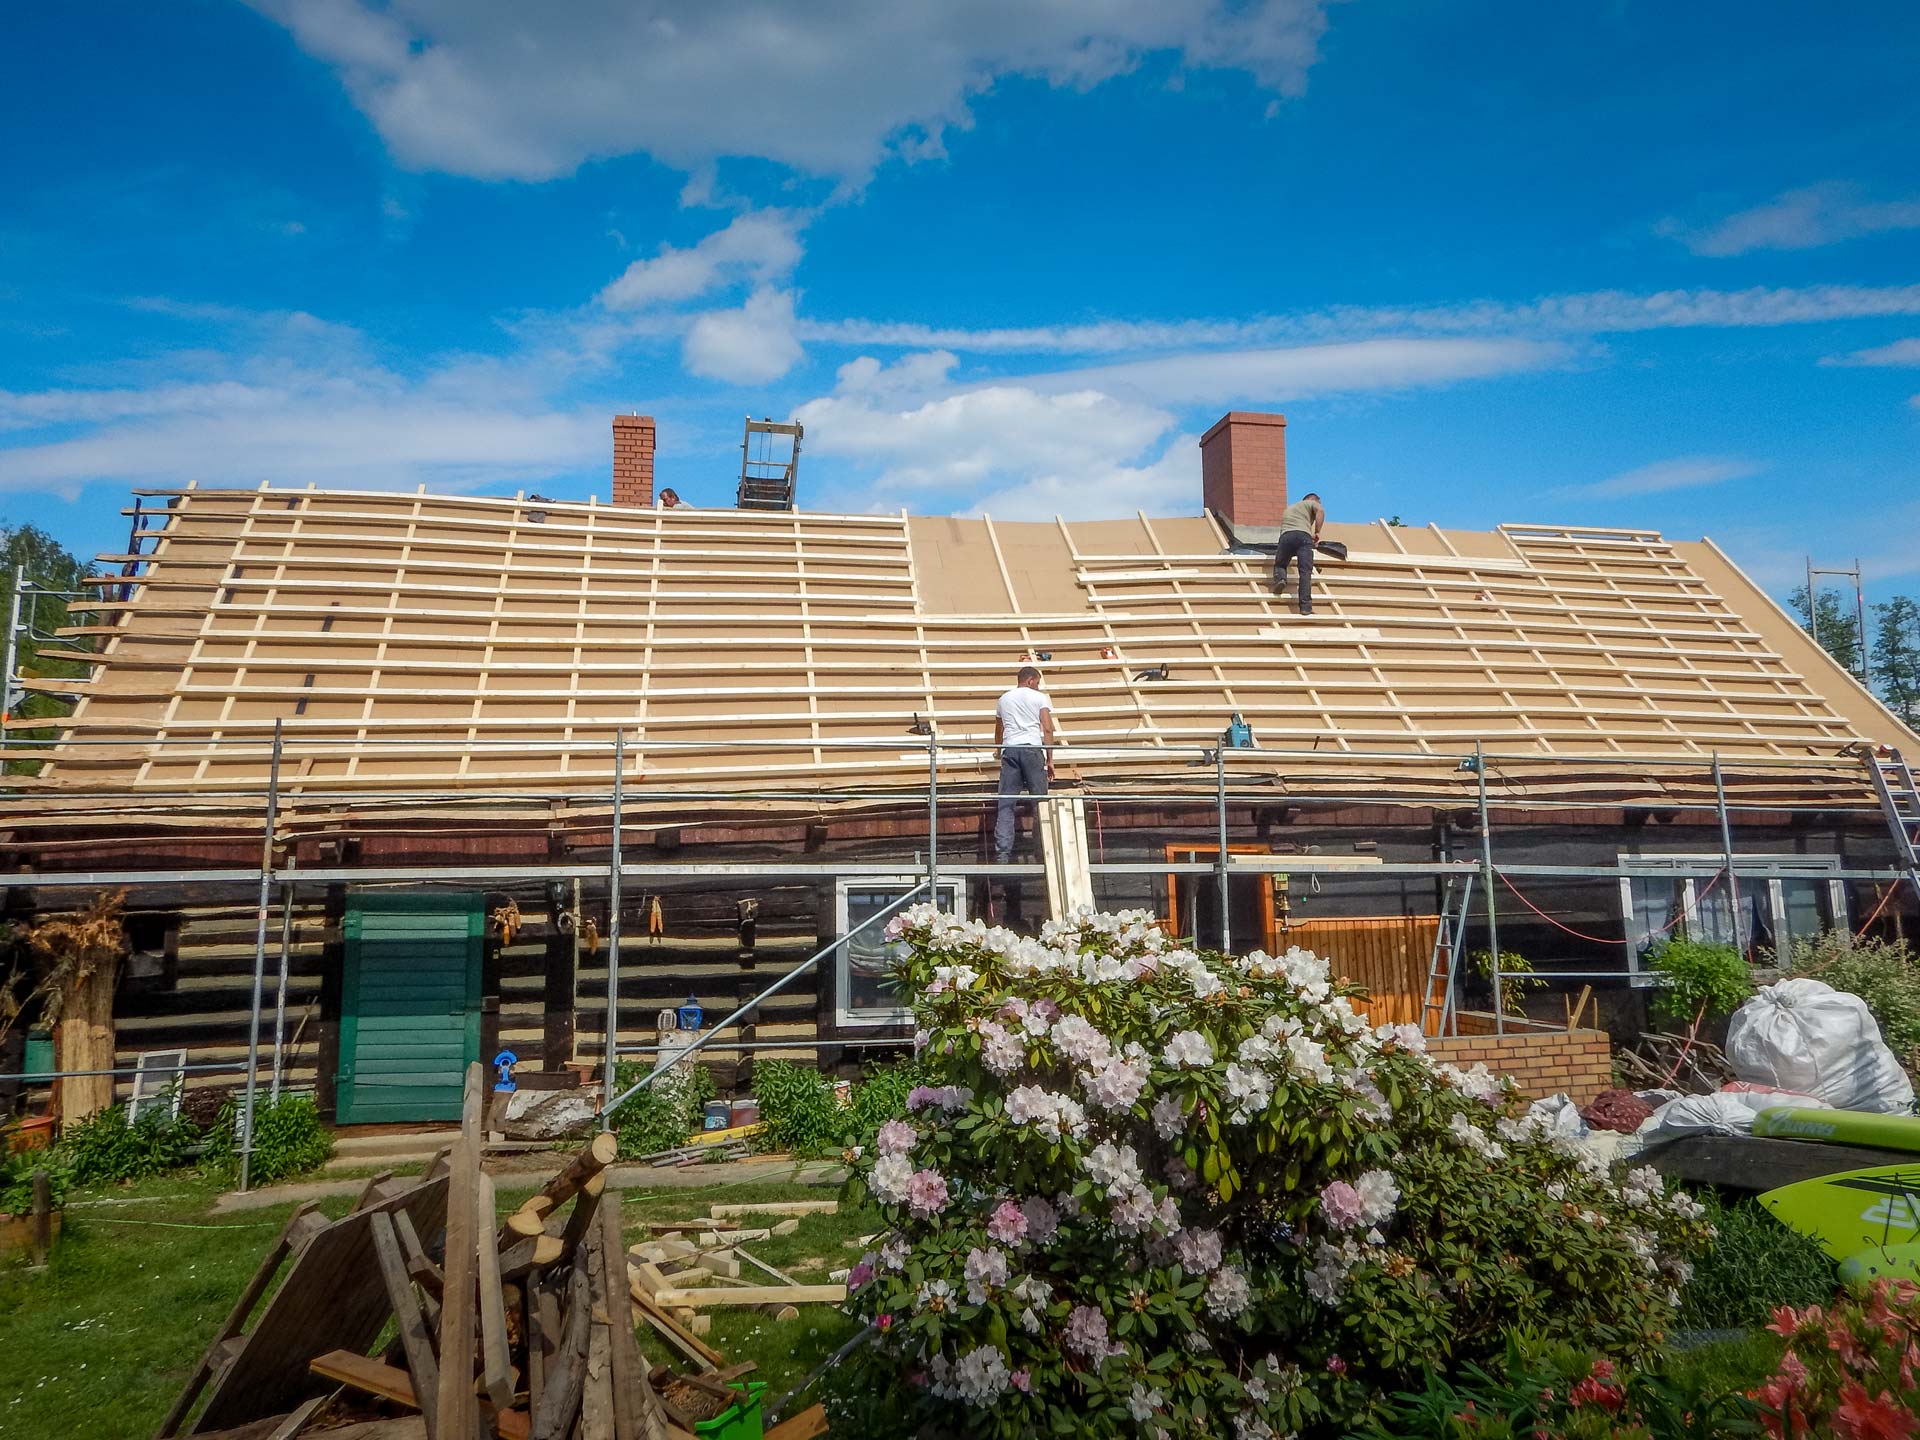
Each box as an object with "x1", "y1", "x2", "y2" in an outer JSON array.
[{"x1": 835, "y1": 906, "x2": 1714, "y2": 1438}]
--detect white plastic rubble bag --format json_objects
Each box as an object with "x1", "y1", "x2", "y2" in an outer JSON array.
[
  {"x1": 1724, "y1": 978, "x2": 1915, "y2": 1114},
  {"x1": 1524, "y1": 1094, "x2": 1590, "y2": 1141},
  {"x1": 1637, "y1": 1089, "x2": 1831, "y2": 1142}
]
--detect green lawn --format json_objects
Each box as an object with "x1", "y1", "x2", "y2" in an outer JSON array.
[{"x1": 0, "y1": 1165, "x2": 872, "y2": 1440}]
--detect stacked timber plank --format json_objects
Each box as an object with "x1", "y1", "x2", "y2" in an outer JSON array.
[{"x1": 158, "y1": 1064, "x2": 827, "y2": 1440}]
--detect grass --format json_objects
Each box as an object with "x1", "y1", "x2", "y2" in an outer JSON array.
[
  {"x1": 1676, "y1": 1190, "x2": 1838, "y2": 1333},
  {"x1": 0, "y1": 1162, "x2": 868, "y2": 1440}
]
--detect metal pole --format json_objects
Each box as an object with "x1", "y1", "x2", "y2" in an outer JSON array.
[
  {"x1": 1804, "y1": 556, "x2": 1816, "y2": 645},
  {"x1": 1214, "y1": 746, "x2": 1231, "y2": 954},
  {"x1": 926, "y1": 728, "x2": 939, "y2": 903},
  {"x1": 1855, "y1": 561, "x2": 1871, "y2": 688},
  {"x1": 1713, "y1": 752, "x2": 1744, "y2": 956},
  {"x1": 2, "y1": 565, "x2": 24, "y2": 724},
  {"x1": 238, "y1": 718, "x2": 283, "y2": 1193},
  {"x1": 599, "y1": 880, "x2": 927, "y2": 1115},
  {"x1": 601, "y1": 730, "x2": 625, "y2": 1125},
  {"x1": 269, "y1": 882, "x2": 295, "y2": 1102},
  {"x1": 1475, "y1": 741, "x2": 1504, "y2": 1034}
]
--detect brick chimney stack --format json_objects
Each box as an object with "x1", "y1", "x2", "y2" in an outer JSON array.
[
  {"x1": 1198, "y1": 411, "x2": 1287, "y2": 528},
  {"x1": 612, "y1": 413, "x2": 655, "y2": 507}
]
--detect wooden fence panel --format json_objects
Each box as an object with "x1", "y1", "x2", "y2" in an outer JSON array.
[{"x1": 1279, "y1": 915, "x2": 1439, "y2": 1028}]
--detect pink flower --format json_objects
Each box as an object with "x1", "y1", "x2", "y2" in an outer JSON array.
[
  {"x1": 907, "y1": 1168, "x2": 950, "y2": 1219},
  {"x1": 1777, "y1": 1349, "x2": 1809, "y2": 1389},
  {"x1": 1010, "y1": 1369, "x2": 1032, "y2": 1393},
  {"x1": 847, "y1": 1260, "x2": 874, "y2": 1290},
  {"x1": 1326, "y1": 1355, "x2": 1347, "y2": 1375},
  {"x1": 875, "y1": 1119, "x2": 917, "y2": 1156},
  {"x1": 1834, "y1": 1381, "x2": 1918, "y2": 1440},
  {"x1": 876, "y1": 1313, "x2": 894, "y2": 1332},
  {"x1": 1320, "y1": 1180, "x2": 1366, "y2": 1232},
  {"x1": 1065, "y1": 1304, "x2": 1115, "y2": 1362},
  {"x1": 988, "y1": 1200, "x2": 1029, "y2": 1245},
  {"x1": 1020, "y1": 1195, "x2": 1060, "y2": 1245},
  {"x1": 1768, "y1": 1305, "x2": 1804, "y2": 1338}
]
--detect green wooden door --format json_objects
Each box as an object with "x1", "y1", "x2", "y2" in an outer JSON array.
[{"x1": 337, "y1": 893, "x2": 483, "y2": 1124}]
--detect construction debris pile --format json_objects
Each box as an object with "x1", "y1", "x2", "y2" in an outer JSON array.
[{"x1": 155, "y1": 1063, "x2": 833, "y2": 1440}]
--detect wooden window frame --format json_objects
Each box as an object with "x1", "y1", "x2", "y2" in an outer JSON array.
[{"x1": 1162, "y1": 843, "x2": 1277, "y2": 954}]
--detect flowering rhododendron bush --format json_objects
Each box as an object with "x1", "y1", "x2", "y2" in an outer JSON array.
[
  {"x1": 1752, "y1": 1281, "x2": 1920, "y2": 1439},
  {"x1": 838, "y1": 907, "x2": 1713, "y2": 1438}
]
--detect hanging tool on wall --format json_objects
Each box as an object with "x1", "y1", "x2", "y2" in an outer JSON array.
[
  {"x1": 580, "y1": 915, "x2": 600, "y2": 960},
  {"x1": 1273, "y1": 873, "x2": 1293, "y2": 937},
  {"x1": 647, "y1": 893, "x2": 665, "y2": 944}
]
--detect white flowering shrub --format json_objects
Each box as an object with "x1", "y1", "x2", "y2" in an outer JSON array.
[{"x1": 837, "y1": 906, "x2": 1713, "y2": 1439}]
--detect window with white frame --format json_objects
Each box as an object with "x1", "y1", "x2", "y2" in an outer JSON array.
[
  {"x1": 1618, "y1": 854, "x2": 1846, "y2": 971},
  {"x1": 834, "y1": 878, "x2": 962, "y2": 1029}
]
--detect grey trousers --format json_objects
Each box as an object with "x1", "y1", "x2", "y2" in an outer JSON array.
[
  {"x1": 994, "y1": 747, "x2": 1049, "y2": 861},
  {"x1": 1272, "y1": 529, "x2": 1315, "y2": 614}
]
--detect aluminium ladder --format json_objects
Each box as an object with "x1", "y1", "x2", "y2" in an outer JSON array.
[
  {"x1": 1864, "y1": 747, "x2": 1920, "y2": 904},
  {"x1": 1421, "y1": 872, "x2": 1476, "y2": 1038}
]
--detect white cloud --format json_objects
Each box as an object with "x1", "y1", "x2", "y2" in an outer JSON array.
[
  {"x1": 0, "y1": 313, "x2": 609, "y2": 497},
  {"x1": 791, "y1": 337, "x2": 1557, "y2": 515},
  {"x1": 1823, "y1": 337, "x2": 1920, "y2": 367},
  {"x1": 598, "y1": 210, "x2": 804, "y2": 311},
  {"x1": 683, "y1": 288, "x2": 805, "y2": 385},
  {"x1": 252, "y1": 0, "x2": 1331, "y2": 182},
  {"x1": 1576, "y1": 455, "x2": 1763, "y2": 500},
  {"x1": 1006, "y1": 337, "x2": 1568, "y2": 405},
  {"x1": 801, "y1": 282, "x2": 1920, "y2": 355},
  {"x1": 795, "y1": 352, "x2": 1174, "y2": 496},
  {"x1": 1661, "y1": 183, "x2": 1920, "y2": 257}
]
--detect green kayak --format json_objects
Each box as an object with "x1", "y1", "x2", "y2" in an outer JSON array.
[
  {"x1": 1751, "y1": 1106, "x2": 1920, "y2": 1151},
  {"x1": 1760, "y1": 1163, "x2": 1920, "y2": 1261}
]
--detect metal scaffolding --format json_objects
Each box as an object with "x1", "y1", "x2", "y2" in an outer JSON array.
[{"x1": 2, "y1": 730, "x2": 1911, "y2": 1189}]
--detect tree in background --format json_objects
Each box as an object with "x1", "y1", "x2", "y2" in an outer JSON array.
[
  {"x1": 1876, "y1": 596, "x2": 1920, "y2": 727},
  {"x1": 0, "y1": 522, "x2": 96, "y2": 771},
  {"x1": 1788, "y1": 583, "x2": 1864, "y2": 676}
]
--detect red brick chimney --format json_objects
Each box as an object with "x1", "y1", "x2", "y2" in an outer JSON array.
[
  {"x1": 1199, "y1": 411, "x2": 1287, "y2": 528},
  {"x1": 612, "y1": 413, "x2": 655, "y2": 508}
]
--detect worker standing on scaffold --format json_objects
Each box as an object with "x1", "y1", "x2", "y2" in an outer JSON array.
[{"x1": 993, "y1": 666, "x2": 1054, "y2": 864}]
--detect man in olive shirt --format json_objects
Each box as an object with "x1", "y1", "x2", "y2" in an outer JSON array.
[{"x1": 1270, "y1": 492, "x2": 1325, "y2": 615}]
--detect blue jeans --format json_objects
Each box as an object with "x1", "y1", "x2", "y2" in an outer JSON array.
[
  {"x1": 994, "y1": 747, "x2": 1049, "y2": 861},
  {"x1": 1272, "y1": 529, "x2": 1315, "y2": 614}
]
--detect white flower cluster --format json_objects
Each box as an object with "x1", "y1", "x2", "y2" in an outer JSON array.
[
  {"x1": 1447, "y1": 1111, "x2": 1508, "y2": 1160},
  {"x1": 928, "y1": 1345, "x2": 1012, "y2": 1407},
  {"x1": 1005, "y1": 1085, "x2": 1089, "y2": 1141},
  {"x1": 963, "y1": 1245, "x2": 1010, "y2": 1304}
]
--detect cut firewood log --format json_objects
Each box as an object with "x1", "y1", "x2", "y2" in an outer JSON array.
[
  {"x1": 501, "y1": 1232, "x2": 567, "y2": 1279},
  {"x1": 511, "y1": 1131, "x2": 620, "y2": 1232},
  {"x1": 557, "y1": 1171, "x2": 607, "y2": 1263}
]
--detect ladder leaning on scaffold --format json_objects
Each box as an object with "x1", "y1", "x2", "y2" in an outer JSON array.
[
  {"x1": 1862, "y1": 746, "x2": 1920, "y2": 904},
  {"x1": 1421, "y1": 872, "x2": 1476, "y2": 1038}
]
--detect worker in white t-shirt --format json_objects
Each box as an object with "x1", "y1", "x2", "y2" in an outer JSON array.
[{"x1": 993, "y1": 666, "x2": 1055, "y2": 863}]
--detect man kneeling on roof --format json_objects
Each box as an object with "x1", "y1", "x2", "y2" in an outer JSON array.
[
  {"x1": 994, "y1": 666, "x2": 1054, "y2": 864},
  {"x1": 1270, "y1": 491, "x2": 1325, "y2": 615}
]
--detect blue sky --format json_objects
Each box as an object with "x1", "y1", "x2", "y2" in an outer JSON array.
[{"x1": 2, "y1": 1, "x2": 1917, "y2": 598}]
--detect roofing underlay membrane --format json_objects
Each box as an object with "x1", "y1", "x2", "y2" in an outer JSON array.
[{"x1": 4, "y1": 482, "x2": 1913, "y2": 837}]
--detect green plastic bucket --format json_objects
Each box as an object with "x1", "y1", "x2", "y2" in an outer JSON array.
[{"x1": 693, "y1": 1381, "x2": 767, "y2": 1440}]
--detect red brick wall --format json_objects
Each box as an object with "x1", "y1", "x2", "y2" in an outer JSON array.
[
  {"x1": 613, "y1": 413, "x2": 655, "y2": 508},
  {"x1": 1199, "y1": 411, "x2": 1287, "y2": 528},
  {"x1": 1428, "y1": 1024, "x2": 1614, "y2": 1105}
]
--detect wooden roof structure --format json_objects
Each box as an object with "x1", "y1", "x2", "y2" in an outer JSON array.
[{"x1": 4, "y1": 482, "x2": 1911, "y2": 836}]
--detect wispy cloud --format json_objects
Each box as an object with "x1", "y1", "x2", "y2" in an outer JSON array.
[
  {"x1": 1660, "y1": 183, "x2": 1920, "y2": 257},
  {"x1": 1574, "y1": 455, "x2": 1763, "y2": 500},
  {"x1": 799, "y1": 282, "x2": 1920, "y2": 355},
  {"x1": 598, "y1": 210, "x2": 805, "y2": 311},
  {"x1": 1823, "y1": 337, "x2": 1920, "y2": 368}
]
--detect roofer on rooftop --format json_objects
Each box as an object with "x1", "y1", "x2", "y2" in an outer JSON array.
[
  {"x1": 1271, "y1": 491, "x2": 1325, "y2": 615},
  {"x1": 994, "y1": 665, "x2": 1054, "y2": 864}
]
